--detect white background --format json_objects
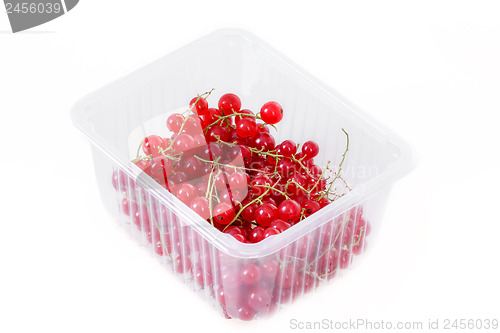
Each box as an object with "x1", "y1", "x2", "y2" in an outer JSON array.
[{"x1": 1, "y1": 1, "x2": 499, "y2": 332}]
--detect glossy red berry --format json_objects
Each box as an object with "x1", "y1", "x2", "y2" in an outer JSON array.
[
  {"x1": 213, "y1": 203, "x2": 235, "y2": 225},
  {"x1": 240, "y1": 264, "x2": 261, "y2": 286},
  {"x1": 172, "y1": 133, "x2": 195, "y2": 153},
  {"x1": 252, "y1": 132, "x2": 275, "y2": 151},
  {"x1": 263, "y1": 227, "x2": 281, "y2": 238},
  {"x1": 279, "y1": 140, "x2": 297, "y2": 157},
  {"x1": 218, "y1": 93, "x2": 241, "y2": 116},
  {"x1": 260, "y1": 101, "x2": 283, "y2": 124},
  {"x1": 206, "y1": 125, "x2": 230, "y2": 143},
  {"x1": 142, "y1": 135, "x2": 165, "y2": 157},
  {"x1": 250, "y1": 175, "x2": 272, "y2": 196},
  {"x1": 248, "y1": 226, "x2": 265, "y2": 243},
  {"x1": 303, "y1": 199, "x2": 320, "y2": 217},
  {"x1": 278, "y1": 199, "x2": 302, "y2": 223},
  {"x1": 236, "y1": 117, "x2": 258, "y2": 139},
  {"x1": 269, "y1": 219, "x2": 291, "y2": 232},
  {"x1": 228, "y1": 172, "x2": 248, "y2": 190},
  {"x1": 302, "y1": 140, "x2": 319, "y2": 158},
  {"x1": 254, "y1": 203, "x2": 278, "y2": 227},
  {"x1": 189, "y1": 96, "x2": 209, "y2": 115},
  {"x1": 175, "y1": 183, "x2": 197, "y2": 205},
  {"x1": 234, "y1": 109, "x2": 254, "y2": 124}
]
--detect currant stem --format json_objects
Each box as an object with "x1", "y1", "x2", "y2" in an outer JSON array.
[
  {"x1": 223, "y1": 187, "x2": 271, "y2": 231},
  {"x1": 317, "y1": 129, "x2": 349, "y2": 201},
  {"x1": 253, "y1": 184, "x2": 290, "y2": 200}
]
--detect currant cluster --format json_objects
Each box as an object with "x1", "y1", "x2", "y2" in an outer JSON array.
[
  {"x1": 128, "y1": 91, "x2": 350, "y2": 243},
  {"x1": 110, "y1": 91, "x2": 371, "y2": 319}
]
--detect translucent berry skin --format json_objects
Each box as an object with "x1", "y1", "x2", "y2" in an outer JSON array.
[
  {"x1": 263, "y1": 227, "x2": 281, "y2": 238},
  {"x1": 252, "y1": 132, "x2": 276, "y2": 152},
  {"x1": 248, "y1": 226, "x2": 265, "y2": 243},
  {"x1": 278, "y1": 199, "x2": 302, "y2": 223},
  {"x1": 228, "y1": 172, "x2": 248, "y2": 190},
  {"x1": 198, "y1": 107, "x2": 223, "y2": 129},
  {"x1": 260, "y1": 101, "x2": 283, "y2": 124},
  {"x1": 236, "y1": 117, "x2": 258, "y2": 139},
  {"x1": 250, "y1": 175, "x2": 272, "y2": 196},
  {"x1": 302, "y1": 140, "x2": 320, "y2": 158},
  {"x1": 303, "y1": 199, "x2": 321, "y2": 217},
  {"x1": 254, "y1": 203, "x2": 278, "y2": 227},
  {"x1": 218, "y1": 93, "x2": 241, "y2": 116},
  {"x1": 241, "y1": 201, "x2": 258, "y2": 222},
  {"x1": 189, "y1": 197, "x2": 210, "y2": 219},
  {"x1": 213, "y1": 203, "x2": 235, "y2": 225},
  {"x1": 142, "y1": 135, "x2": 165, "y2": 157},
  {"x1": 189, "y1": 96, "x2": 208, "y2": 115},
  {"x1": 206, "y1": 125, "x2": 230, "y2": 143},
  {"x1": 279, "y1": 140, "x2": 297, "y2": 157}
]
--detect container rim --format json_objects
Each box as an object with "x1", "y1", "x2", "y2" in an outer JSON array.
[{"x1": 72, "y1": 28, "x2": 416, "y2": 258}]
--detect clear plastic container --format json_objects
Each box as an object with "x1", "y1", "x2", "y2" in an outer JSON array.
[{"x1": 72, "y1": 29, "x2": 413, "y2": 320}]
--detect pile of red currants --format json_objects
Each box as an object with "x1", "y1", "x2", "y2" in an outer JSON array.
[
  {"x1": 128, "y1": 91, "x2": 351, "y2": 243},
  {"x1": 111, "y1": 91, "x2": 371, "y2": 319}
]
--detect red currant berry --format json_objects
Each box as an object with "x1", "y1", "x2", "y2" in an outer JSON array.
[
  {"x1": 278, "y1": 199, "x2": 302, "y2": 223},
  {"x1": 150, "y1": 156, "x2": 173, "y2": 179},
  {"x1": 236, "y1": 117, "x2": 258, "y2": 139},
  {"x1": 236, "y1": 305, "x2": 254, "y2": 321},
  {"x1": 166, "y1": 113, "x2": 184, "y2": 133},
  {"x1": 303, "y1": 199, "x2": 320, "y2": 217},
  {"x1": 189, "y1": 197, "x2": 210, "y2": 219},
  {"x1": 254, "y1": 203, "x2": 278, "y2": 227},
  {"x1": 219, "y1": 188, "x2": 234, "y2": 205},
  {"x1": 142, "y1": 135, "x2": 165, "y2": 157},
  {"x1": 252, "y1": 132, "x2": 276, "y2": 151},
  {"x1": 263, "y1": 227, "x2": 281, "y2": 238},
  {"x1": 257, "y1": 123, "x2": 270, "y2": 133},
  {"x1": 247, "y1": 288, "x2": 272, "y2": 312},
  {"x1": 224, "y1": 225, "x2": 244, "y2": 237},
  {"x1": 240, "y1": 263, "x2": 261, "y2": 285},
  {"x1": 240, "y1": 145, "x2": 252, "y2": 165},
  {"x1": 175, "y1": 183, "x2": 197, "y2": 205},
  {"x1": 241, "y1": 201, "x2": 258, "y2": 221},
  {"x1": 234, "y1": 109, "x2": 255, "y2": 124},
  {"x1": 218, "y1": 93, "x2": 241, "y2": 116},
  {"x1": 248, "y1": 226, "x2": 265, "y2": 243},
  {"x1": 183, "y1": 115, "x2": 202, "y2": 135},
  {"x1": 213, "y1": 203, "x2": 235, "y2": 225},
  {"x1": 279, "y1": 140, "x2": 297, "y2": 157},
  {"x1": 228, "y1": 172, "x2": 248, "y2": 190},
  {"x1": 269, "y1": 219, "x2": 291, "y2": 232},
  {"x1": 250, "y1": 175, "x2": 272, "y2": 196},
  {"x1": 172, "y1": 133, "x2": 195, "y2": 153},
  {"x1": 302, "y1": 140, "x2": 319, "y2": 158},
  {"x1": 189, "y1": 96, "x2": 209, "y2": 115},
  {"x1": 232, "y1": 233, "x2": 247, "y2": 243},
  {"x1": 206, "y1": 125, "x2": 230, "y2": 143},
  {"x1": 215, "y1": 172, "x2": 229, "y2": 190},
  {"x1": 174, "y1": 255, "x2": 192, "y2": 274},
  {"x1": 260, "y1": 101, "x2": 283, "y2": 124}
]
